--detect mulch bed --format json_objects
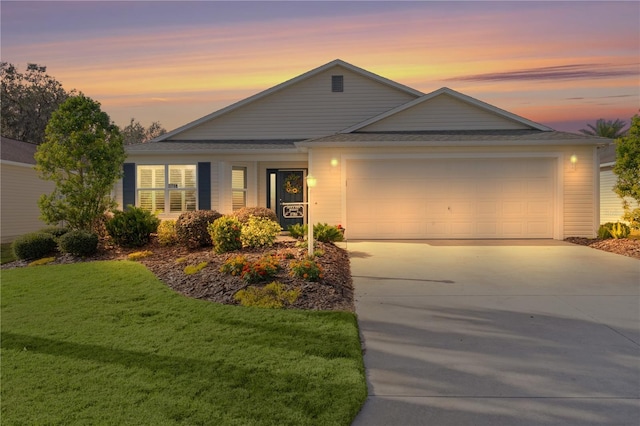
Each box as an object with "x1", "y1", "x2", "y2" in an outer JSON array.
[
  {"x1": 565, "y1": 237, "x2": 640, "y2": 260},
  {"x1": 2, "y1": 239, "x2": 355, "y2": 312}
]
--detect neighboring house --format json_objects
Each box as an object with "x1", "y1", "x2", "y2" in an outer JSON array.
[
  {"x1": 120, "y1": 59, "x2": 610, "y2": 240},
  {"x1": 1, "y1": 137, "x2": 54, "y2": 242},
  {"x1": 598, "y1": 144, "x2": 631, "y2": 224}
]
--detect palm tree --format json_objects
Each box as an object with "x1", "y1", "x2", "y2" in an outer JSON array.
[{"x1": 580, "y1": 118, "x2": 628, "y2": 138}]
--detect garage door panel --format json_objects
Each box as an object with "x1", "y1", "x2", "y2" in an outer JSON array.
[{"x1": 346, "y1": 158, "x2": 555, "y2": 239}]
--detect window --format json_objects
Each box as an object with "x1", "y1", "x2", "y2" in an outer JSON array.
[
  {"x1": 137, "y1": 165, "x2": 196, "y2": 214},
  {"x1": 232, "y1": 166, "x2": 247, "y2": 211},
  {"x1": 331, "y1": 75, "x2": 344, "y2": 92}
]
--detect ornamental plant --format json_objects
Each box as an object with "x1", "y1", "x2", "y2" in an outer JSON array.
[
  {"x1": 208, "y1": 216, "x2": 242, "y2": 254},
  {"x1": 57, "y1": 230, "x2": 99, "y2": 256},
  {"x1": 241, "y1": 255, "x2": 280, "y2": 284},
  {"x1": 290, "y1": 258, "x2": 324, "y2": 282},
  {"x1": 240, "y1": 215, "x2": 282, "y2": 248},
  {"x1": 184, "y1": 261, "x2": 208, "y2": 275},
  {"x1": 105, "y1": 206, "x2": 160, "y2": 248},
  {"x1": 234, "y1": 281, "x2": 300, "y2": 309},
  {"x1": 220, "y1": 255, "x2": 249, "y2": 277},
  {"x1": 11, "y1": 232, "x2": 58, "y2": 260},
  {"x1": 157, "y1": 219, "x2": 177, "y2": 246},
  {"x1": 175, "y1": 210, "x2": 222, "y2": 248}
]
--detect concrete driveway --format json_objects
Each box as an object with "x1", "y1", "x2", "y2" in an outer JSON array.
[{"x1": 348, "y1": 240, "x2": 640, "y2": 426}]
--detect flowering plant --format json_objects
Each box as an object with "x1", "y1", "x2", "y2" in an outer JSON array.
[
  {"x1": 220, "y1": 255, "x2": 249, "y2": 276},
  {"x1": 290, "y1": 258, "x2": 324, "y2": 282},
  {"x1": 241, "y1": 255, "x2": 280, "y2": 284}
]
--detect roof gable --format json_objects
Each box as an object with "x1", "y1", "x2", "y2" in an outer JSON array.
[
  {"x1": 158, "y1": 59, "x2": 422, "y2": 141},
  {"x1": 343, "y1": 87, "x2": 552, "y2": 133}
]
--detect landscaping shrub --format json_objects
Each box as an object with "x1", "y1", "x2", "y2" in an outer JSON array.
[
  {"x1": 38, "y1": 226, "x2": 70, "y2": 239},
  {"x1": 106, "y1": 207, "x2": 160, "y2": 248},
  {"x1": 58, "y1": 230, "x2": 99, "y2": 256},
  {"x1": 232, "y1": 207, "x2": 277, "y2": 224},
  {"x1": 127, "y1": 251, "x2": 153, "y2": 261},
  {"x1": 241, "y1": 216, "x2": 282, "y2": 248},
  {"x1": 184, "y1": 261, "x2": 208, "y2": 275},
  {"x1": 241, "y1": 255, "x2": 280, "y2": 284},
  {"x1": 28, "y1": 257, "x2": 55, "y2": 267},
  {"x1": 287, "y1": 223, "x2": 307, "y2": 239},
  {"x1": 220, "y1": 255, "x2": 249, "y2": 277},
  {"x1": 290, "y1": 258, "x2": 324, "y2": 282},
  {"x1": 156, "y1": 219, "x2": 177, "y2": 246},
  {"x1": 175, "y1": 210, "x2": 222, "y2": 248},
  {"x1": 598, "y1": 222, "x2": 631, "y2": 239},
  {"x1": 610, "y1": 222, "x2": 631, "y2": 239},
  {"x1": 207, "y1": 216, "x2": 242, "y2": 254},
  {"x1": 234, "y1": 281, "x2": 300, "y2": 309},
  {"x1": 12, "y1": 232, "x2": 57, "y2": 260},
  {"x1": 313, "y1": 223, "x2": 344, "y2": 243}
]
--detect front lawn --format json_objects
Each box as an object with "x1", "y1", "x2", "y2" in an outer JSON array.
[{"x1": 1, "y1": 261, "x2": 366, "y2": 425}]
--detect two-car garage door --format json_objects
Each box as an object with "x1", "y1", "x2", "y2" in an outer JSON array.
[{"x1": 346, "y1": 158, "x2": 556, "y2": 239}]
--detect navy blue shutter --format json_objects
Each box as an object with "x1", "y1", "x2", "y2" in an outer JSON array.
[
  {"x1": 122, "y1": 163, "x2": 136, "y2": 211},
  {"x1": 197, "y1": 162, "x2": 211, "y2": 210}
]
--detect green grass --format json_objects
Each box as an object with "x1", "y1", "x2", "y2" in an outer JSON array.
[
  {"x1": 1, "y1": 242, "x2": 16, "y2": 264},
  {"x1": 1, "y1": 261, "x2": 367, "y2": 425}
]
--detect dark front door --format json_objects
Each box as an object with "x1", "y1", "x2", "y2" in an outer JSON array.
[{"x1": 268, "y1": 170, "x2": 306, "y2": 230}]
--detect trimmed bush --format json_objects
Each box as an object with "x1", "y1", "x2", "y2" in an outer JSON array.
[
  {"x1": 157, "y1": 219, "x2": 178, "y2": 246},
  {"x1": 12, "y1": 232, "x2": 57, "y2": 260},
  {"x1": 287, "y1": 223, "x2": 307, "y2": 239},
  {"x1": 175, "y1": 210, "x2": 222, "y2": 248},
  {"x1": 38, "y1": 226, "x2": 70, "y2": 239},
  {"x1": 234, "y1": 282, "x2": 300, "y2": 309},
  {"x1": 208, "y1": 216, "x2": 242, "y2": 254},
  {"x1": 241, "y1": 216, "x2": 282, "y2": 248},
  {"x1": 106, "y1": 207, "x2": 160, "y2": 248},
  {"x1": 58, "y1": 230, "x2": 99, "y2": 256},
  {"x1": 313, "y1": 223, "x2": 344, "y2": 243},
  {"x1": 232, "y1": 207, "x2": 277, "y2": 224}
]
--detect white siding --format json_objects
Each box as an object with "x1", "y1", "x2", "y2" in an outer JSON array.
[
  {"x1": 600, "y1": 168, "x2": 630, "y2": 223},
  {"x1": 360, "y1": 94, "x2": 530, "y2": 132},
  {"x1": 173, "y1": 65, "x2": 417, "y2": 140},
  {"x1": 1, "y1": 163, "x2": 55, "y2": 242}
]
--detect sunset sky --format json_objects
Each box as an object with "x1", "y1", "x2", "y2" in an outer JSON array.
[{"x1": 2, "y1": 1, "x2": 638, "y2": 133}]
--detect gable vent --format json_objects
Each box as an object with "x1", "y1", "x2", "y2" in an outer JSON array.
[{"x1": 331, "y1": 75, "x2": 344, "y2": 92}]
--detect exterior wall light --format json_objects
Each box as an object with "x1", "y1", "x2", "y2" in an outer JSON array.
[
  {"x1": 570, "y1": 154, "x2": 578, "y2": 171},
  {"x1": 330, "y1": 158, "x2": 339, "y2": 167}
]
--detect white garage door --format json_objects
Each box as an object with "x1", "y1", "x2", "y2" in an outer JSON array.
[{"x1": 346, "y1": 158, "x2": 556, "y2": 239}]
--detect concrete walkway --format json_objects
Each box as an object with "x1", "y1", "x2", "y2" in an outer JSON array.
[{"x1": 348, "y1": 240, "x2": 640, "y2": 425}]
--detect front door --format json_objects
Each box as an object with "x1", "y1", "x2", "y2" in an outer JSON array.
[{"x1": 268, "y1": 169, "x2": 306, "y2": 230}]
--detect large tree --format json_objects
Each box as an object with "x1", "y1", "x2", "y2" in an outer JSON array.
[
  {"x1": 1, "y1": 62, "x2": 74, "y2": 143},
  {"x1": 36, "y1": 94, "x2": 126, "y2": 232},
  {"x1": 120, "y1": 118, "x2": 167, "y2": 145},
  {"x1": 580, "y1": 118, "x2": 628, "y2": 138},
  {"x1": 613, "y1": 114, "x2": 640, "y2": 229}
]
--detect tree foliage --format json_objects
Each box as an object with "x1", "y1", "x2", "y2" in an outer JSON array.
[
  {"x1": 36, "y1": 94, "x2": 126, "y2": 232},
  {"x1": 613, "y1": 114, "x2": 640, "y2": 229},
  {"x1": 580, "y1": 118, "x2": 628, "y2": 138},
  {"x1": 1, "y1": 62, "x2": 74, "y2": 143},
  {"x1": 121, "y1": 118, "x2": 166, "y2": 144}
]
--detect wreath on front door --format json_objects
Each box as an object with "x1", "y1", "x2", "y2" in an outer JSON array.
[{"x1": 284, "y1": 173, "x2": 302, "y2": 194}]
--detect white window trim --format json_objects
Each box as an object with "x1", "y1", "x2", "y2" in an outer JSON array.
[{"x1": 136, "y1": 164, "x2": 198, "y2": 215}]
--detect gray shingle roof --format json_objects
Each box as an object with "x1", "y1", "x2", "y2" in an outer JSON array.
[
  {"x1": 298, "y1": 130, "x2": 612, "y2": 147},
  {"x1": 598, "y1": 144, "x2": 617, "y2": 164},
  {"x1": 126, "y1": 139, "x2": 300, "y2": 153},
  {"x1": 1, "y1": 137, "x2": 39, "y2": 164}
]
